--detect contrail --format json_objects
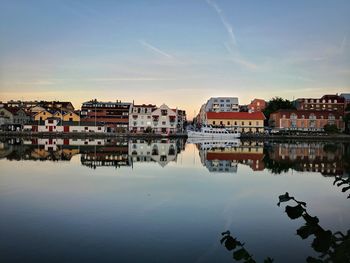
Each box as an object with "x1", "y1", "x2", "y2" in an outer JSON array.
[
  {"x1": 206, "y1": 0, "x2": 237, "y2": 46},
  {"x1": 139, "y1": 40, "x2": 173, "y2": 59}
]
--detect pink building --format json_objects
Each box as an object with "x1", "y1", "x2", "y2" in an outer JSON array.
[{"x1": 270, "y1": 110, "x2": 344, "y2": 132}]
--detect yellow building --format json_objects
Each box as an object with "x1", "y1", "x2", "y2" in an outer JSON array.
[
  {"x1": 53, "y1": 111, "x2": 63, "y2": 119},
  {"x1": 63, "y1": 111, "x2": 80, "y2": 122},
  {"x1": 34, "y1": 110, "x2": 53, "y2": 122},
  {"x1": 206, "y1": 112, "x2": 265, "y2": 133}
]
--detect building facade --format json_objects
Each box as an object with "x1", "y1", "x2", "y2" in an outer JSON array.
[
  {"x1": 151, "y1": 104, "x2": 177, "y2": 135},
  {"x1": 248, "y1": 99, "x2": 266, "y2": 112},
  {"x1": 24, "y1": 118, "x2": 105, "y2": 133},
  {"x1": 81, "y1": 100, "x2": 132, "y2": 132},
  {"x1": 269, "y1": 110, "x2": 345, "y2": 131},
  {"x1": 129, "y1": 104, "x2": 157, "y2": 133},
  {"x1": 0, "y1": 108, "x2": 14, "y2": 126},
  {"x1": 295, "y1": 95, "x2": 345, "y2": 114},
  {"x1": 205, "y1": 97, "x2": 239, "y2": 112},
  {"x1": 206, "y1": 112, "x2": 265, "y2": 133}
]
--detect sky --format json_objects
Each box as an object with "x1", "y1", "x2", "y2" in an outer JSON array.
[{"x1": 0, "y1": 0, "x2": 349, "y2": 118}]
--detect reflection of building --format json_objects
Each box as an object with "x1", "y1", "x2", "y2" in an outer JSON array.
[
  {"x1": 269, "y1": 110, "x2": 344, "y2": 132},
  {"x1": 267, "y1": 142, "x2": 345, "y2": 175},
  {"x1": 80, "y1": 141, "x2": 131, "y2": 169},
  {"x1": 198, "y1": 141, "x2": 265, "y2": 173},
  {"x1": 129, "y1": 139, "x2": 179, "y2": 167}
]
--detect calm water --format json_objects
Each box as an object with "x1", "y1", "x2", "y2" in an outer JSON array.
[{"x1": 0, "y1": 138, "x2": 349, "y2": 263}]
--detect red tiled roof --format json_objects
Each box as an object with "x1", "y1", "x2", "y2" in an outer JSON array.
[{"x1": 206, "y1": 111, "x2": 265, "y2": 120}]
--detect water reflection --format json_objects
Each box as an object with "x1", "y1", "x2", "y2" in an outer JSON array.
[
  {"x1": 0, "y1": 138, "x2": 186, "y2": 169},
  {"x1": 221, "y1": 193, "x2": 350, "y2": 262},
  {"x1": 1, "y1": 138, "x2": 349, "y2": 177}
]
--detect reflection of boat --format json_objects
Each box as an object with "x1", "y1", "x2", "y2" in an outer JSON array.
[
  {"x1": 187, "y1": 126, "x2": 240, "y2": 139},
  {"x1": 187, "y1": 138, "x2": 241, "y2": 150}
]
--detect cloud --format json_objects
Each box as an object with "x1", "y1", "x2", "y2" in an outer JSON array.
[
  {"x1": 87, "y1": 77, "x2": 175, "y2": 81},
  {"x1": 14, "y1": 80, "x2": 56, "y2": 85},
  {"x1": 206, "y1": 0, "x2": 236, "y2": 46},
  {"x1": 340, "y1": 34, "x2": 347, "y2": 53},
  {"x1": 224, "y1": 42, "x2": 258, "y2": 70},
  {"x1": 139, "y1": 40, "x2": 174, "y2": 59}
]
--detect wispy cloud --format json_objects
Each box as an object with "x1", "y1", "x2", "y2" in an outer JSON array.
[
  {"x1": 139, "y1": 40, "x2": 174, "y2": 59},
  {"x1": 14, "y1": 80, "x2": 56, "y2": 85},
  {"x1": 206, "y1": 0, "x2": 236, "y2": 46},
  {"x1": 223, "y1": 42, "x2": 258, "y2": 70},
  {"x1": 87, "y1": 77, "x2": 175, "y2": 82},
  {"x1": 207, "y1": 1, "x2": 259, "y2": 71},
  {"x1": 340, "y1": 34, "x2": 347, "y2": 53}
]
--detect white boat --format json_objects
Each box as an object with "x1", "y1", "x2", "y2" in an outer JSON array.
[{"x1": 187, "y1": 125, "x2": 240, "y2": 139}]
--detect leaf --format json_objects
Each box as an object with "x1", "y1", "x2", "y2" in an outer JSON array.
[
  {"x1": 311, "y1": 230, "x2": 332, "y2": 253},
  {"x1": 297, "y1": 224, "x2": 317, "y2": 239},
  {"x1": 285, "y1": 204, "x2": 304, "y2": 219},
  {"x1": 306, "y1": 256, "x2": 323, "y2": 263},
  {"x1": 303, "y1": 214, "x2": 319, "y2": 225},
  {"x1": 342, "y1": 186, "x2": 350, "y2": 193},
  {"x1": 264, "y1": 257, "x2": 274, "y2": 263},
  {"x1": 224, "y1": 236, "x2": 239, "y2": 251},
  {"x1": 233, "y1": 248, "x2": 250, "y2": 261},
  {"x1": 278, "y1": 192, "x2": 292, "y2": 203}
]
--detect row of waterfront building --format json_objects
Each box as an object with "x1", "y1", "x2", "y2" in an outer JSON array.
[
  {"x1": 195, "y1": 94, "x2": 350, "y2": 133},
  {"x1": 0, "y1": 100, "x2": 187, "y2": 135},
  {"x1": 1, "y1": 92, "x2": 349, "y2": 134}
]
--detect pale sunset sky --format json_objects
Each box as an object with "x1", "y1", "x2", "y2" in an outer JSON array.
[{"x1": 0, "y1": 0, "x2": 349, "y2": 118}]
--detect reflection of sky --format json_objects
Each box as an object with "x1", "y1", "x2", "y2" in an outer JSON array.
[{"x1": 0, "y1": 144, "x2": 349, "y2": 262}]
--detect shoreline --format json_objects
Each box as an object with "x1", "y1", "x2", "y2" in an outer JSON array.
[{"x1": 1, "y1": 131, "x2": 350, "y2": 141}]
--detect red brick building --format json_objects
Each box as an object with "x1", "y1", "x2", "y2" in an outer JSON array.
[
  {"x1": 247, "y1": 99, "x2": 266, "y2": 112},
  {"x1": 269, "y1": 110, "x2": 344, "y2": 132},
  {"x1": 81, "y1": 100, "x2": 132, "y2": 132},
  {"x1": 295, "y1": 95, "x2": 345, "y2": 114}
]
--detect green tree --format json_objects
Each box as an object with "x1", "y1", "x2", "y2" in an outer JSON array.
[
  {"x1": 343, "y1": 113, "x2": 350, "y2": 134},
  {"x1": 263, "y1": 97, "x2": 295, "y2": 120},
  {"x1": 323, "y1": 124, "x2": 339, "y2": 133}
]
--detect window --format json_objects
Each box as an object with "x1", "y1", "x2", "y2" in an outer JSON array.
[
  {"x1": 242, "y1": 121, "x2": 245, "y2": 126},
  {"x1": 213, "y1": 121, "x2": 216, "y2": 125},
  {"x1": 220, "y1": 121, "x2": 223, "y2": 125},
  {"x1": 249, "y1": 121, "x2": 252, "y2": 126},
  {"x1": 227, "y1": 121, "x2": 230, "y2": 125}
]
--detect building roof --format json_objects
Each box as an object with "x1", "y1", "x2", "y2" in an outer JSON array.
[
  {"x1": 206, "y1": 111, "x2": 265, "y2": 120},
  {"x1": 133, "y1": 104, "x2": 156, "y2": 108}
]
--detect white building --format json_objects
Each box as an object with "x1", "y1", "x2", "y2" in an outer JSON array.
[
  {"x1": 129, "y1": 139, "x2": 178, "y2": 167},
  {"x1": 129, "y1": 104, "x2": 157, "y2": 133},
  {"x1": 23, "y1": 118, "x2": 106, "y2": 133},
  {"x1": 151, "y1": 104, "x2": 177, "y2": 135},
  {"x1": 205, "y1": 97, "x2": 239, "y2": 112}
]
